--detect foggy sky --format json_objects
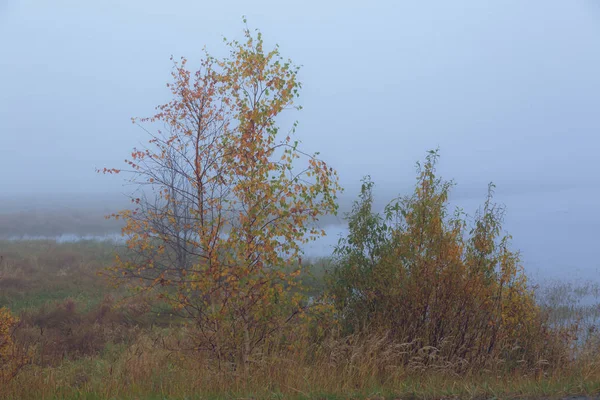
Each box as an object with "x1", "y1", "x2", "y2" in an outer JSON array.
[{"x1": 1, "y1": 0, "x2": 600, "y2": 198}]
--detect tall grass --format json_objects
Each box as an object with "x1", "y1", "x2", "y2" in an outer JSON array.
[{"x1": 0, "y1": 239, "x2": 598, "y2": 399}]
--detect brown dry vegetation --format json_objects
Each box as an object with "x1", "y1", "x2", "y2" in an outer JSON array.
[{"x1": 0, "y1": 242, "x2": 598, "y2": 399}]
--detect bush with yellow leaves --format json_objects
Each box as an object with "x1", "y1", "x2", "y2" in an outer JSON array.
[
  {"x1": 0, "y1": 307, "x2": 27, "y2": 383},
  {"x1": 327, "y1": 151, "x2": 571, "y2": 373}
]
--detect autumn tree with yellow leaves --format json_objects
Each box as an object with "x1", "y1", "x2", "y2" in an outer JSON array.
[{"x1": 102, "y1": 24, "x2": 340, "y2": 363}]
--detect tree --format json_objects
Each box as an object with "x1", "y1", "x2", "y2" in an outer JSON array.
[{"x1": 101, "y1": 23, "x2": 340, "y2": 364}]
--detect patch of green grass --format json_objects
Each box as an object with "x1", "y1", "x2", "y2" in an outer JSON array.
[{"x1": 0, "y1": 286, "x2": 106, "y2": 313}]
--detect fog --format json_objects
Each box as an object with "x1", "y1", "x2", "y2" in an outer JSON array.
[{"x1": 1, "y1": 0, "x2": 599, "y2": 280}]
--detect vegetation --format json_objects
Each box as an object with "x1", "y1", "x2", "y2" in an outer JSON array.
[
  {"x1": 101, "y1": 23, "x2": 340, "y2": 364},
  {"x1": 1, "y1": 23, "x2": 599, "y2": 399},
  {"x1": 0, "y1": 306, "x2": 26, "y2": 383},
  {"x1": 327, "y1": 152, "x2": 570, "y2": 372},
  {"x1": 0, "y1": 240, "x2": 598, "y2": 399}
]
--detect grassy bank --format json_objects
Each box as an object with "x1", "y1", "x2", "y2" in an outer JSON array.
[{"x1": 0, "y1": 240, "x2": 599, "y2": 399}]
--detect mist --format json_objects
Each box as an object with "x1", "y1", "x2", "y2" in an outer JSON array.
[{"x1": 1, "y1": 0, "x2": 599, "y2": 280}]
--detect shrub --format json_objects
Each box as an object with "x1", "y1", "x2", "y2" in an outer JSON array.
[
  {"x1": 327, "y1": 151, "x2": 570, "y2": 372},
  {"x1": 0, "y1": 307, "x2": 27, "y2": 382}
]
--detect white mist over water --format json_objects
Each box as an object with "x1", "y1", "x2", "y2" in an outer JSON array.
[{"x1": 9, "y1": 184, "x2": 598, "y2": 283}]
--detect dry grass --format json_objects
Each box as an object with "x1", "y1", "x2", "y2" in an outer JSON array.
[
  {"x1": 0, "y1": 240, "x2": 599, "y2": 399},
  {"x1": 2, "y1": 330, "x2": 600, "y2": 399}
]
